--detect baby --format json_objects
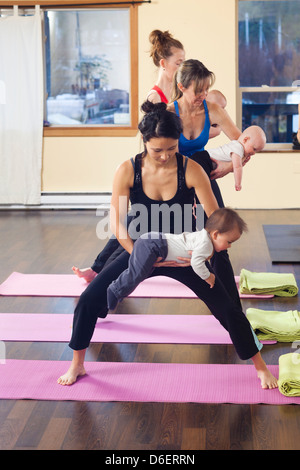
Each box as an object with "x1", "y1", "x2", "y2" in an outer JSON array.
[
  {"x1": 107, "y1": 208, "x2": 247, "y2": 311},
  {"x1": 208, "y1": 125, "x2": 266, "y2": 191}
]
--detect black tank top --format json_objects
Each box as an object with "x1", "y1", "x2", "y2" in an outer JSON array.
[{"x1": 128, "y1": 153, "x2": 196, "y2": 236}]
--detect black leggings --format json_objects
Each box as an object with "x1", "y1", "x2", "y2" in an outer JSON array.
[{"x1": 69, "y1": 248, "x2": 262, "y2": 361}]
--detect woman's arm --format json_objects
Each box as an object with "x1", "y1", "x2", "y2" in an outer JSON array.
[
  {"x1": 207, "y1": 102, "x2": 241, "y2": 141},
  {"x1": 110, "y1": 160, "x2": 135, "y2": 254},
  {"x1": 207, "y1": 102, "x2": 242, "y2": 180},
  {"x1": 185, "y1": 157, "x2": 219, "y2": 217}
]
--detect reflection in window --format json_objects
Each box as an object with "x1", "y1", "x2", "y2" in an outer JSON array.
[
  {"x1": 238, "y1": 1, "x2": 300, "y2": 145},
  {"x1": 242, "y1": 91, "x2": 299, "y2": 144},
  {"x1": 45, "y1": 9, "x2": 130, "y2": 127}
]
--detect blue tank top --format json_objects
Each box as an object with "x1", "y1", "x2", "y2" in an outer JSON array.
[{"x1": 174, "y1": 99, "x2": 210, "y2": 156}]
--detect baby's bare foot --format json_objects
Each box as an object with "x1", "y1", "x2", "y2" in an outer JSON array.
[
  {"x1": 72, "y1": 266, "x2": 97, "y2": 283},
  {"x1": 57, "y1": 364, "x2": 86, "y2": 386},
  {"x1": 257, "y1": 369, "x2": 278, "y2": 390}
]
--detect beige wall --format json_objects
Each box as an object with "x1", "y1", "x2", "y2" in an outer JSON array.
[{"x1": 42, "y1": 0, "x2": 300, "y2": 209}]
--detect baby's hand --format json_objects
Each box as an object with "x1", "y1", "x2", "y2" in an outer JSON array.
[
  {"x1": 206, "y1": 273, "x2": 215, "y2": 288},
  {"x1": 235, "y1": 184, "x2": 242, "y2": 191},
  {"x1": 242, "y1": 155, "x2": 251, "y2": 166}
]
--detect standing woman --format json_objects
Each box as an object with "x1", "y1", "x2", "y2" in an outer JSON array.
[
  {"x1": 146, "y1": 30, "x2": 185, "y2": 104},
  {"x1": 58, "y1": 101, "x2": 277, "y2": 390},
  {"x1": 167, "y1": 60, "x2": 245, "y2": 306},
  {"x1": 168, "y1": 59, "x2": 241, "y2": 191}
]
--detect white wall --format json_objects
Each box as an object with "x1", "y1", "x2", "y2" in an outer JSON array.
[{"x1": 42, "y1": 0, "x2": 300, "y2": 209}]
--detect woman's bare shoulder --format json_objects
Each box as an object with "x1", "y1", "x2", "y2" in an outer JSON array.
[
  {"x1": 185, "y1": 156, "x2": 204, "y2": 171},
  {"x1": 113, "y1": 158, "x2": 135, "y2": 187},
  {"x1": 184, "y1": 156, "x2": 209, "y2": 184},
  {"x1": 167, "y1": 102, "x2": 176, "y2": 113},
  {"x1": 205, "y1": 100, "x2": 221, "y2": 116},
  {"x1": 115, "y1": 157, "x2": 134, "y2": 174},
  {"x1": 147, "y1": 89, "x2": 162, "y2": 103}
]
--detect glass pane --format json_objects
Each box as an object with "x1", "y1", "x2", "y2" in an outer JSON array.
[
  {"x1": 239, "y1": 1, "x2": 300, "y2": 87},
  {"x1": 45, "y1": 9, "x2": 130, "y2": 126},
  {"x1": 242, "y1": 91, "x2": 300, "y2": 143}
]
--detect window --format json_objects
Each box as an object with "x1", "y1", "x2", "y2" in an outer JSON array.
[
  {"x1": 44, "y1": 6, "x2": 138, "y2": 136},
  {"x1": 0, "y1": 1, "x2": 140, "y2": 137},
  {"x1": 238, "y1": 0, "x2": 300, "y2": 148}
]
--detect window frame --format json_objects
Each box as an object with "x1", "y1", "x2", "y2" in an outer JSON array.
[
  {"x1": 0, "y1": 0, "x2": 141, "y2": 137},
  {"x1": 237, "y1": 0, "x2": 300, "y2": 150}
]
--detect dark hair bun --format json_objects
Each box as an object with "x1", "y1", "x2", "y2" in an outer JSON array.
[
  {"x1": 141, "y1": 100, "x2": 167, "y2": 114},
  {"x1": 138, "y1": 100, "x2": 182, "y2": 142}
]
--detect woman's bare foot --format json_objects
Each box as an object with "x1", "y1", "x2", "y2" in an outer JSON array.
[
  {"x1": 57, "y1": 364, "x2": 86, "y2": 386},
  {"x1": 72, "y1": 266, "x2": 97, "y2": 283},
  {"x1": 251, "y1": 352, "x2": 278, "y2": 389},
  {"x1": 257, "y1": 369, "x2": 278, "y2": 390}
]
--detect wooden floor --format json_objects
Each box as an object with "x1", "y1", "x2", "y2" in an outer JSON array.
[{"x1": 0, "y1": 208, "x2": 300, "y2": 451}]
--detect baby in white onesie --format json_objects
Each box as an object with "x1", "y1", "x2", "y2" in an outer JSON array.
[
  {"x1": 208, "y1": 125, "x2": 266, "y2": 191},
  {"x1": 107, "y1": 208, "x2": 247, "y2": 310}
]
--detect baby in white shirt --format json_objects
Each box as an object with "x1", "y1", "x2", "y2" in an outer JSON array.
[
  {"x1": 107, "y1": 208, "x2": 247, "y2": 310},
  {"x1": 208, "y1": 125, "x2": 266, "y2": 191}
]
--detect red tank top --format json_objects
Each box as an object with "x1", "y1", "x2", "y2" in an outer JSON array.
[{"x1": 151, "y1": 85, "x2": 168, "y2": 104}]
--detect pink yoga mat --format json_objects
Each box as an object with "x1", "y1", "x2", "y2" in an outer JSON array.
[
  {"x1": 0, "y1": 313, "x2": 275, "y2": 345},
  {"x1": 0, "y1": 272, "x2": 88, "y2": 297},
  {"x1": 131, "y1": 276, "x2": 273, "y2": 299},
  {"x1": 0, "y1": 272, "x2": 273, "y2": 299},
  {"x1": 0, "y1": 360, "x2": 297, "y2": 404}
]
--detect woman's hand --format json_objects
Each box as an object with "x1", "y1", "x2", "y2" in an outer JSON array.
[
  {"x1": 210, "y1": 159, "x2": 233, "y2": 180},
  {"x1": 153, "y1": 253, "x2": 192, "y2": 268},
  {"x1": 205, "y1": 273, "x2": 215, "y2": 289}
]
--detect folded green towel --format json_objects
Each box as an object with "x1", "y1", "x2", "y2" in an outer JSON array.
[
  {"x1": 239, "y1": 269, "x2": 298, "y2": 297},
  {"x1": 278, "y1": 353, "x2": 300, "y2": 397},
  {"x1": 247, "y1": 308, "x2": 300, "y2": 342}
]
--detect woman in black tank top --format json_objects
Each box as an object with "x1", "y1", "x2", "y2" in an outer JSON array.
[
  {"x1": 58, "y1": 102, "x2": 277, "y2": 391},
  {"x1": 129, "y1": 152, "x2": 196, "y2": 236},
  {"x1": 87, "y1": 152, "x2": 196, "y2": 274}
]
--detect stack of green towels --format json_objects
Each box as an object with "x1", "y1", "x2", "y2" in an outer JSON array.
[
  {"x1": 247, "y1": 308, "x2": 300, "y2": 342},
  {"x1": 278, "y1": 353, "x2": 300, "y2": 397},
  {"x1": 239, "y1": 268, "x2": 298, "y2": 297}
]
